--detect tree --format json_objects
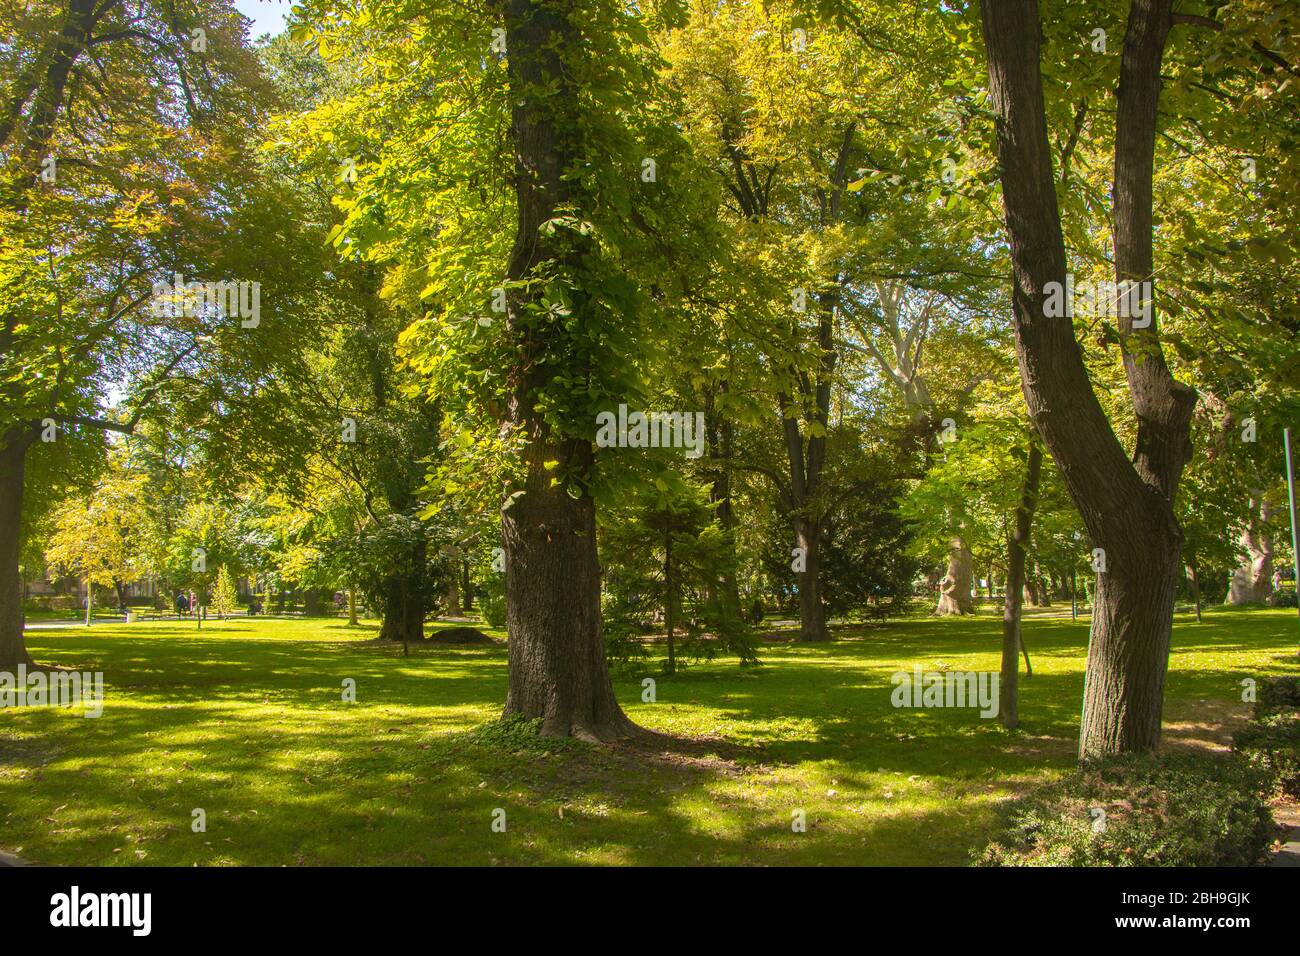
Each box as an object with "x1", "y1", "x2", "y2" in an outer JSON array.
[
  {"x1": 0, "y1": 0, "x2": 288, "y2": 668},
  {"x1": 211, "y1": 566, "x2": 238, "y2": 620},
  {"x1": 44, "y1": 452, "x2": 149, "y2": 615},
  {"x1": 979, "y1": 0, "x2": 1253, "y2": 757}
]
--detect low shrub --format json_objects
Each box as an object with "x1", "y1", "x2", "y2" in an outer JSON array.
[
  {"x1": 1256, "y1": 675, "x2": 1300, "y2": 715},
  {"x1": 1234, "y1": 707, "x2": 1300, "y2": 798},
  {"x1": 478, "y1": 585, "x2": 506, "y2": 628},
  {"x1": 976, "y1": 752, "x2": 1274, "y2": 867}
]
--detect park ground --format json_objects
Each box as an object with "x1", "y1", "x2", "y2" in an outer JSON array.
[{"x1": 1, "y1": 608, "x2": 1296, "y2": 866}]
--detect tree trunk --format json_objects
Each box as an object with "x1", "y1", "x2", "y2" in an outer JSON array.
[
  {"x1": 461, "y1": 559, "x2": 472, "y2": 611},
  {"x1": 663, "y1": 532, "x2": 676, "y2": 675},
  {"x1": 378, "y1": 542, "x2": 426, "y2": 643},
  {"x1": 704, "y1": 386, "x2": 743, "y2": 619},
  {"x1": 1035, "y1": 563, "x2": 1052, "y2": 606},
  {"x1": 1001, "y1": 443, "x2": 1042, "y2": 729},
  {"x1": 1226, "y1": 495, "x2": 1273, "y2": 604},
  {"x1": 445, "y1": 565, "x2": 462, "y2": 617},
  {"x1": 1187, "y1": 558, "x2": 1203, "y2": 623},
  {"x1": 347, "y1": 587, "x2": 358, "y2": 626},
  {"x1": 794, "y1": 516, "x2": 829, "y2": 641},
  {"x1": 501, "y1": 457, "x2": 633, "y2": 739},
  {"x1": 936, "y1": 535, "x2": 974, "y2": 615},
  {"x1": 497, "y1": 0, "x2": 637, "y2": 741},
  {"x1": 981, "y1": 0, "x2": 1195, "y2": 760},
  {"x1": 0, "y1": 431, "x2": 32, "y2": 669}
]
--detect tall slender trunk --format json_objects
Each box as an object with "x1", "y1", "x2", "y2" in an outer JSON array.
[
  {"x1": 663, "y1": 532, "x2": 676, "y2": 675},
  {"x1": 981, "y1": 0, "x2": 1195, "y2": 759},
  {"x1": 445, "y1": 564, "x2": 462, "y2": 617},
  {"x1": 704, "y1": 386, "x2": 742, "y2": 618},
  {"x1": 461, "y1": 559, "x2": 473, "y2": 611},
  {"x1": 1187, "y1": 558, "x2": 1203, "y2": 623},
  {"x1": 0, "y1": 430, "x2": 34, "y2": 669},
  {"x1": 497, "y1": 0, "x2": 636, "y2": 740},
  {"x1": 1001, "y1": 443, "x2": 1042, "y2": 729}
]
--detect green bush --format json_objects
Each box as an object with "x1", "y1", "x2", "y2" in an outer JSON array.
[
  {"x1": 479, "y1": 584, "x2": 506, "y2": 628},
  {"x1": 976, "y1": 752, "x2": 1274, "y2": 867},
  {"x1": 1234, "y1": 707, "x2": 1300, "y2": 797},
  {"x1": 1256, "y1": 675, "x2": 1300, "y2": 715}
]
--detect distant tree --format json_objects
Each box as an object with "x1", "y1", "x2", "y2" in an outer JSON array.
[{"x1": 211, "y1": 566, "x2": 239, "y2": 620}]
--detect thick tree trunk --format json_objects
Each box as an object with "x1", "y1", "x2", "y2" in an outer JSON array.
[
  {"x1": 981, "y1": 0, "x2": 1195, "y2": 760},
  {"x1": 501, "y1": 454, "x2": 633, "y2": 739},
  {"x1": 378, "y1": 542, "x2": 426, "y2": 643},
  {"x1": 1001, "y1": 443, "x2": 1043, "y2": 729},
  {"x1": 0, "y1": 430, "x2": 33, "y2": 670},
  {"x1": 1226, "y1": 495, "x2": 1273, "y2": 604},
  {"x1": 497, "y1": 0, "x2": 637, "y2": 741},
  {"x1": 936, "y1": 535, "x2": 974, "y2": 615},
  {"x1": 794, "y1": 516, "x2": 829, "y2": 641}
]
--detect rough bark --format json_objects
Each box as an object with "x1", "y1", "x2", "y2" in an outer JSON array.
[
  {"x1": 793, "y1": 514, "x2": 829, "y2": 641},
  {"x1": 1001, "y1": 443, "x2": 1043, "y2": 729},
  {"x1": 936, "y1": 535, "x2": 974, "y2": 615},
  {"x1": 981, "y1": 0, "x2": 1195, "y2": 759},
  {"x1": 497, "y1": 0, "x2": 637, "y2": 741},
  {"x1": 0, "y1": 429, "x2": 34, "y2": 669}
]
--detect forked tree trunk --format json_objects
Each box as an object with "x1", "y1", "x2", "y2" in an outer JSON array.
[
  {"x1": 0, "y1": 430, "x2": 33, "y2": 670},
  {"x1": 497, "y1": 0, "x2": 637, "y2": 741},
  {"x1": 1001, "y1": 443, "x2": 1043, "y2": 729},
  {"x1": 981, "y1": 0, "x2": 1196, "y2": 759},
  {"x1": 936, "y1": 535, "x2": 974, "y2": 615}
]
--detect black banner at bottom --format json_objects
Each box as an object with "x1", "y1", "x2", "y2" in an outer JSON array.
[{"x1": 0, "y1": 865, "x2": 1288, "y2": 941}]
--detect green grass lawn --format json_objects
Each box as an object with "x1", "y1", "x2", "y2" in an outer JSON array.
[{"x1": 1, "y1": 608, "x2": 1295, "y2": 866}]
